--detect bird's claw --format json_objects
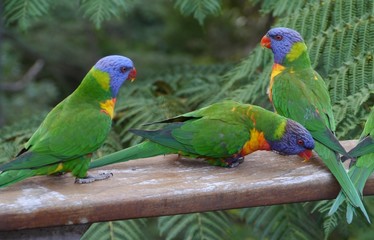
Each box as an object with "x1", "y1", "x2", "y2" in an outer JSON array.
[
  {"x1": 51, "y1": 171, "x2": 66, "y2": 176},
  {"x1": 75, "y1": 172, "x2": 113, "y2": 184},
  {"x1": 223, "y1": 156, "x2": 244, "y2": 168},
  {"x1": 302, "y1": 158, "x2": 309, "y2": 163}
]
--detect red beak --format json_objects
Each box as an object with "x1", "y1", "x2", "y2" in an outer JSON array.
[
  {"x1": 298, "y1": 149, "x2": 313, "y2": 162},
  {"x1": 128, "y1": 67, "x2": 137, "y2": 82},
  {"x1": 261, "y1": 35, "x2": 271, "y2": 48}
]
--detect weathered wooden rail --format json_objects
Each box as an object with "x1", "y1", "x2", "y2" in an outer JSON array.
[{"x1": 0, "y1": 140, "x2": 373, "y2": 236}]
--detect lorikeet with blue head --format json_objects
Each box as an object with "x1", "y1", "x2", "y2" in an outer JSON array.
[
  {"x1": 0, "y1": 55, "x2": 136, "y2": 188},
  {"x1": 90, "y1": 100, "x2": 315, "y2": 169},
  {"x1": 261, "y1": 27, "x2": 370, "y2": 222},
  {"x1": 330, "y1": 107, "x2": 374, "y2": 223}
]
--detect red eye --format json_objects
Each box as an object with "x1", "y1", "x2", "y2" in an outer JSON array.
[
  {"x1": 275, "y1": 35, "x2": 283, "y2": 41},
  {"x1": 120, "y1": 67, "x2": 127, "y2": 73},
  {"x1": 297, "y1": 139, "x2": 304, "y2": 146}
]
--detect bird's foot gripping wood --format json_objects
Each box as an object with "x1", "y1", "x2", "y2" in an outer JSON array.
[
  {"x1": 207, "y1": 155, "x2": 244, "y2": 168},
  {"x1": 51, "y1": 172, "x2": 66, "y2": 176},
  {"x1": 224, "y1": 155, "x2": 244, "y2": 168},
  {"x1": 75, "y1": 172, "x2": 113, "y2": 184}
]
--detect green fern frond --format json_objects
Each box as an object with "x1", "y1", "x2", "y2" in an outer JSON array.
[
  {"x1": 3, "y1": 0, "x2": 53, "y2": 30},
  {"x1": 250, "y1": 0, "x2": 310, "y2": 17},
  {"x1": 327, "y1": 51, "x2": 374, "y2": 103},
  {"x1": 210, "y1": 47, "x2": 272, "y2": 106},
  {"x1": 333, "y1": 84, "x2": 373, "y2": 138},
  {"x1": 309, "y1": 201, "x2": 344, "y2": 239},
  {"x1": 240, "y1": 205, "x2": 323, "y2": 240},
  {"x1": 79, "y1": 0, "x2": 133, "y2": 28},
  {"x1": 81, "y1": 219, "x2": 147, "y2": 240},
  {"x1": 174, "y1": 0, "x2": 222, "y2": 25},
  {"x1": 158, "y1": 211, "x2": 232, "y2": 240}
]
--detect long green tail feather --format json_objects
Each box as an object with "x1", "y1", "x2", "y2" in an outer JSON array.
[
  {"x1": 0, "y1": 169, "x2": 35, "y2": 188},
  {"x1": 89, "y1": 141, "x2": 176, "y2": 169},
  {"x1": 315, "y1": 142, "x2": 370, "y2": 222},
  {"x1": 329, "y1": 165, "x2": 372, "y2": 223}
]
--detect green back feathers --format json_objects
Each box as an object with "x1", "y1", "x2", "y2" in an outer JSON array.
[{"x1": 164, "y1": 100, "x2": 287, "y2": 142}]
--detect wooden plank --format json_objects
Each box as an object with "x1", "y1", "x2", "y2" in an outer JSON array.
[{"x1": 0, "y1": 140, "x2": 373, "y2": 231}]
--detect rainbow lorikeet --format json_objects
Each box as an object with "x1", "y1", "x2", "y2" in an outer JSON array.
[
  {"x1": 0, "y1": 55, "x2": 136, "y2": 188},
  {"x1": 90, "y1": 100, "x2": 315, "y2": 169},
  {"x1": 330, "y1": 107, "x2": 374, "y2": 223},
  {"x1": 261, "y1": 27, "x2": 369, "y2": 222}
]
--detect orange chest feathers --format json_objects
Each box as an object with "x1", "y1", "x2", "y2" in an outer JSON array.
[{"x1": 240, "y1": 129, "x2": 271, "y2": 156}]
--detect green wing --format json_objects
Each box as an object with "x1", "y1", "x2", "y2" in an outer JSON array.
[
  {"x1": 349, "y1": 136, "x2": 374, "y2": 158},
  {"x1": 134, "y1": 101, "x2": 252, "y2": 158},
  {"x1": 148, "y1": 100, "x2": 249, "y2": 125},
  {"x1": 1, "y1": 98, "x2": 112, "y2": 171}
]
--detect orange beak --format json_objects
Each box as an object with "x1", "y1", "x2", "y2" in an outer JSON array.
[
  {"x1": 298, "y1": 149, "x2": 313, "y2": 162},
  {"x1": 128, "y1": 67, "x2": 137, "y2": 82},
  {"x1": 261, "y1": 35, "x2": 271, "y2": 48}
]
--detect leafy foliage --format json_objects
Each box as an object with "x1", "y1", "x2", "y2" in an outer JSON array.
[
  {"x1": 174, "y1": 0, "x2": 222, "y2": 25},
  {"x1": 3, "y1": 0, "x2": 223, "y2": 29},
  {"x1": 310, "y1": 201, "x2": 344, "y2": 238},
  {"x1": 333, "y1": 84, "x2": 374, "y2": 138},
  {"x1": 79, "y1": 0, "x2": 133, "y2": 28},
  {"x1": 3, "y1": 0, "x2": 53, "y2": 30},
  {"x1": 250, "y1": 0, "x2": 311, "y2": 17},
  {"x1": 239, "y1": 205, "x2": 323, "y2": 240},
  {"x1": 158, "y1": 211, "x2": 232, "y2": 240},
  {"x1": 81, "y1": 219, "x2": 148, "y2": 240}
]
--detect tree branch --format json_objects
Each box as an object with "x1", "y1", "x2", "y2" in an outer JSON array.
[{"x1": 0, "y1": 59, "x2": 45, "y2": 92}]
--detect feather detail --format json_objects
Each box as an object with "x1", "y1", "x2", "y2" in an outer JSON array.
[
  {"x1": 268, "y1": 63, "x2": 286, "y2": 102},
  {"x1": 285, "y1": 42, "x2": 307, "y2": 62},
  {"x1": 91, "y1": 68, "x2": 110, "y2": 91},
  {"x1": 100, "y1": 98, "x2": 117, "y2": 119}
]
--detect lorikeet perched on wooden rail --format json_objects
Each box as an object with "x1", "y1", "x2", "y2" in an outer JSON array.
[
  {"x1": 90, "y1": 100, "x2": 315, "y2": 169},
  {"x1": 0, "y1": 55, "x2": 136, "y2": 188},
  {"x1": 261, "y1": 27, "x2": 369, "y2": 222}
]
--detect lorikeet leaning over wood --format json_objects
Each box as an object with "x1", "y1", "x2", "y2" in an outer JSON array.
[
  {"x1": 261, "y1": 27, "x2": 370, "y2": 222},
  {"x1": 90, "y1": 100, "x2": 315, "y2": 169},
  {"x1": 0, "y1": 55, "x2": 136, "y2": 188},
  {"x1": 330, "y1": 107, "x2": 374, "y2": 223}
]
